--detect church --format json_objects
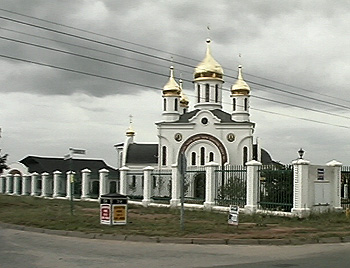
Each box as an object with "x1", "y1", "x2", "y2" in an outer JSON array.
[{"x1": 115, "y1": 39, "x2": 277, "y2": 173}]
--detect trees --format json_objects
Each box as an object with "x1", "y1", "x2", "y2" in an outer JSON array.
[{"x1": 0, "y1": 153, "x2": 9, "y2": 174}]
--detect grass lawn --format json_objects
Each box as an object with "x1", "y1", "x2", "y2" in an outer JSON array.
[{"x1": 1, "y1": 195, "x2": 350, "y2": 240}]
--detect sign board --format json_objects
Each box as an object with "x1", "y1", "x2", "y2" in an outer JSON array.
[
  {"x1": 317, "y1": 168, "x2": 325, "y2": 180},
  {"x1": 112, "y1": 204, "x2": 127, "y2": 225},
  {"x1": 100, "y1": 204, "x2": 111, "y2": 225},
  {"x1": 228, "y1": 205, "x2": 239, "y2": 226}
]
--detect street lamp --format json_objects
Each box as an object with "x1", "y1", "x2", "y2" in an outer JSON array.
[{"x1": 298, "y1": 148, "x2": 305, "y2": 159}]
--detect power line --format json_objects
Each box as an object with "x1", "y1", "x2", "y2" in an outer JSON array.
[{"x1": 2, "y1": 53, "x2": 350, "y2": 131}]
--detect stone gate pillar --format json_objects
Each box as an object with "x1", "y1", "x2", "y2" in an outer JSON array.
[
  {"x1": 31, "y1": 172, "x2": 39, "y2": 196},
  {"x1": 53, "y1": 171, "x2": 62, "y2": 198},
  {"x1": 22, "y1": 174, "x2": 30, "y2": 195},
  {"x1": 81, "y1": 169, "x2": 91, "y2": 200},
  {"x1": 142, "y1": 166, "x2": 154, "y2": 207},
  {"x1": 6, "y1": 173, "x2": 13, "y2": 194},
  {"x1": 99, "y1": 169, "x2": 109, "y2": 198},
  {"x1": 66, "y1": 171, "x2": 74, "y2": 200},
  {"x1": 41, "y1": 172, "x2": 51, "y2": 197},
  {"x1": 244, "y1": 160, "x2": 262, "y2": 214},
  {"x1": 13, "y1": 174, "x2": 21, "y2": 195},
  {"x1": 327, "y1": 160, "x2": 343, "y2": 211},
  {"x1": 119, "y1": 166, "x2": 129, "y2": 195},
  {"x1": 292, "y1": 159, "x2": 311, "y2": 218},
  {"x1": 170, "y1": 164, "x2": 181, "y2": 207},
  {"x1": 204, "y1": 162, "x2": 219, "y2": 210},
  {"x1": 0, "y1": 175, "x2": 5, "y2": 193}
]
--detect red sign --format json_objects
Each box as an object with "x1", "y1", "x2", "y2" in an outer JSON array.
[{"x1": 100, "y1": 204, "x2": 110, "y2": 223}]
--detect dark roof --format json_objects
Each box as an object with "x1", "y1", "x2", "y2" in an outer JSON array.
[
  {"x1": 126, "y1": 143, "x2": 158, "y2": 164},
  {"x1": 20, "y1": 156, "x2": 119, "y2": 176},
  {"x1": 253, "y1": 146, "x2": 283, "y2": 167}
]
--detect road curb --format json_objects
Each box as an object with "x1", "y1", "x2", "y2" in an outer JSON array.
[{"x1": 0, "y1": 222, "x2": 349, "y2": 246}]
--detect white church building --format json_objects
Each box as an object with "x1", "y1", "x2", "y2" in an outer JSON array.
[{"x1": 115, "y1": 39, "x2": 276, "y2": 172}]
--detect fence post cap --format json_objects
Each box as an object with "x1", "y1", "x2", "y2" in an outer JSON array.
[
  {"x1": 99, "y1": 168, "x2": 109, "y2": 173},
  {"x1": 245, "y1": 160, "x2": 262, "y2": 166},
  {"x1": 326, "y1": 160, "x2": 342, "y2": 167},
  {"x1": 119, "y1": 166, "x2": 130, "y2": 171},
  {"x1": 81, "y1": 168, "x2": 91, "y2": 173},
  {"x1": 292, "y1": 159, "x2": 310, "y2": 165},
  {"x1": 143, "y1": 166, "x2": 154, "y2": 171},
  {"x1": 205, "y1": 162, "x2": 220, "y2": 167},
  {"x1": 41, "y1": 172, "x2": 50, "y2": 176},
  {"x1": 53, "y1": 170, "x2": 62, "y2": 174}
]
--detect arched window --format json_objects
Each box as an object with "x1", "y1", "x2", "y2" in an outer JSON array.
[
  {"x1": 191, "y1": 152, "x2": 196, "y2": 166},
  {"x1": 215, "y1": 84, "x2": 219, "y2": 102},
  {"x1": 244, "y1": 98, "x2": 248, "y2": 111},
  {"x1": 209, "y1": 152, "x2": 214, "y2": 162},
  {"x1": 174, "y1": 98, "x2": 178, "y2": 111},
  {"x1": 233, "y1": 98, "x2": 236, "y2": 111},
  {"x1": 243, "y1": 147, "x2": 248, "y2": 165},
  {"x1": 132, "y1": 175, "x2": 136, "y2": 188},
  {"x1": 163, "y1": 99, "x2": 167, "y2": 111},
  {"x1": 200, "y1": 147, "x2": 205, "y2": 165},
  {"x1": 205, "y1": 84, "x2": 210, "y2": 102},
  {"x1": 197, "y1": 84, "x2": 200, "y2": 103},
  {"x1": 153, "y1": 176, "x2": 157, "y2": 189},
  {"x1": 162, "y1": 146, "x2": 167, "y2": 166}
]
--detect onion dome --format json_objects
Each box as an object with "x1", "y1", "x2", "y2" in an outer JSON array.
[
  {"x1": 163, "y1": 66, "x2": 181, "y2": 96},
  {"x1": 126, "y1": 125, "x2": 135, "y2": 137},
  {"x1": 231, "y1": 65, "x2": 250, "y2": 95},
  {"x1": 194, "y1": 39, "x2": 224, "y2": 81},
  {"x1": 179, "y1": 79, "x2": 189, "y2": 107}
]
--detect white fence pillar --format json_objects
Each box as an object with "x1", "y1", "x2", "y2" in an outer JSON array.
[
  {"x1": 6, "y1": 174, "x2": 13, "y2": 194},
  {"x1": 0, "y1": 175, "x2": 5, "y2": 193},
  {"x1": 81, "y1": 169, "x2": 91, "y2": 199},
  {"x1": 22, "y1": 174, "x2": 31, "y2": 195},
  {"x1": 170, "y1": 164, "x2": 180, "y2": 207},
  {"x1": 292, "y1": 159, "x2": 311, "y2": 218},
  {"x1": 13, "y1": 174, "x2": 21, "y2": 195},
  {"x1": 244, "y1": 160, "x2": 262, "y2": 214},
  {"x1": 142, "y1": 166, "x2": 154, "y2": 207},
  {"x1": 41, "y1": 172, "x2": 51, "y2": 197},
  {"x1": 66, "y1": 171, "x2": 74, "y2": 200},
  {"x1": 53, "y1": 171, "x2": 62, "y2": 198},
  {"x1": 327, "y1": 160, "x2": 343, "y2": 211},
  {"x1": 204, "y1": 162, "x2": 219, "y2": 210},
  {"x1": 30, "y1": 172, "x2": 39, "y2": 196},
  {"x1": 119, "y1": 167, "x2": 129, "y2": 195},
  {"x1": 99, "y1": 169, "x2": 109, "y2": 198}
]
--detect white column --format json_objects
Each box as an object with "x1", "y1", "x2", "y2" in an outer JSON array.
[
  {"x1": 327, "y1": 160, "x2": 343, "y2": 211},
  {"x1": 41, "y1": 172, "x2": 50, "y2": 197},
  {"x1": 6, "y1": 174, "x2": 13, "y2": 194},
  {"x1": 53, "y1": 171, "x2": 62, "y2": 198},
  {"x1": 119, "y1": 167, "x2": 129, "y2": 195},
  {"x1": 142, "y1": 166, "x2": 154, "y2": 207},
  {"x1": 31, "y1": 172, "x2": 39, "y2": 196},
  {"x1": 0, "y1": 175, "x2": 5, "y2": 193},
  {"x1": 22, "y1": 174, "x2": 30, "y2": 195},
  {"x1": 66, "y1": 171, "x2": 73, "y2": 199},
  {"x1": 170, "y1": 164, "x2": 180, "y2": 207},
  {"x1": 204, "y1": 162, "x2": 219, "y2": 210},
  {"x1": 291, "y1": 159, "x2": 311, "y2": 218},
  {"x1": 244, "y1": 160, "x2": 262, "y2": 214},
  {"x1": 13, "y1": 174, "x2": 21, "y2": 195},
  {"x1": 81, "y1": 169, "x2": 91, "y2": 199},
  {"x1": 99, "y1": 168, "x2": 109, "y2": 198}
]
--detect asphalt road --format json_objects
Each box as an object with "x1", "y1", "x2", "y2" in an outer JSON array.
[{"x1": 1, "y1": 227, "x2": 350, "y2": 268}]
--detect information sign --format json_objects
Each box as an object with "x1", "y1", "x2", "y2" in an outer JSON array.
[
  {"x1": 100, "y1": 204, "x2": 111, "y2": 225},
  {"x1": 228, "y1": 205, "x2": 239, "y2": 226},
  {"x1": 112, "y1": 204, "x2": 127, "y2": 225}
]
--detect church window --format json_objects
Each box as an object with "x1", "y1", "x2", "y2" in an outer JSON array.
[
  {"x1": 153, "y1": 176, "x2": 157, "y2": 188},
  {"x1": 200, "y1": 147, "x2": 205, "y2": 165},
  {"x1": 205, "y1": 84, "x2": 210, "y2": 102},
  {"x1": 163, "y1": 99, "x2": 167, "y2": 111},
  {"x1": 174, "y1": 98, "x2": 178, "y2": 111},
  {"x1": 233, "y1": 98, "x2": 236, "y2": 111},
  {"x1": 215, "y1": 84, "x2": 219, "y2": 102},
  {"x1": 197, "y1": 84, "x2": 200, "y2": 103},
  {"x1": 191, "y1": 152, "x2": 196, "y2": 165},
  {"x1": 209, "y1": 152, "x2": 214, "y2": 162},
  {"x1": 243, "y1": 147, "x2": 248, "y2": 165},
  {"x1": 132, "y1": 175, "x2": 136, "y2": 188},
  {"x1": 162, "y1": 146, "x2": 167, "y2": 166},
  {"x1": 244, "y1": 98, "x2": 248, "y2": 111}
]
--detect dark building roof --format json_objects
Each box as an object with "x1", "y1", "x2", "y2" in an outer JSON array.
[
  {"x1": 253, "y1": 145, "x2": 283, "y2": 167},
  {"x1": 20, "y1": 156, "x2": 119, "y2": 176},
  {"x1": 126, "y1": 143, "x2": 158, "y2": 164}
]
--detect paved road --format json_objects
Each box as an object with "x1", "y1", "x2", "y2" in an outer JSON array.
[{"x1": 1, "y1": 227, "x2": 350, "y2": 268}]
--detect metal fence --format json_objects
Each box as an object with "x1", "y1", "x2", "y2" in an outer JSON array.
[
  {"x1": 184, "y1": 166, "x2": 206, "y2": 204},
  {"x1": 258, "y1": 165, "x2": 293, "y2": 212},
  {"x1": 214, "y1": 165, "x2": 247, "y2": 207},
  {"x1": 341, "y1": 166, "x2": 350, "y2": 209},
  {"x1": 151, "y1": 169, "x2": 172, "y2": 203}
]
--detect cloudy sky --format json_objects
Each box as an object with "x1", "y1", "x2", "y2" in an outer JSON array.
[{"x1": 0, "y1": 0, "x2": 349, "y2": 168}]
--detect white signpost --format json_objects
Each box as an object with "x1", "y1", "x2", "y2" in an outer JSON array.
[{"x1": 228, "y1": 205, "x2": 239, "y2": 226}]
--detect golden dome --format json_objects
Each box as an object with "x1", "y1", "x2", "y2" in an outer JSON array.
[
  {"x1": 126, "y1": 125, "x2": 135, "y2": 137},
  {"x1": 194, "y1": 39, "x2": 224, "y2": 81},
  {"x1": 179, "y1": 79, "x2": 189, "y2": 107},
  {"x1": 163, "y1": 66, "x2": 181, "y2": 96},
  {"x1": 231, "y1": 65, "x2": 250, "y2": 95}
]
